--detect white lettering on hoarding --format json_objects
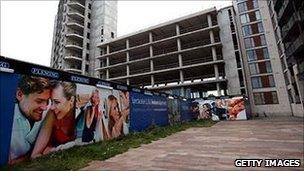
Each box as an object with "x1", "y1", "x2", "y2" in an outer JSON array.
[{"x1": 31, "y1": 68, "x2": 59, "y2": 78}]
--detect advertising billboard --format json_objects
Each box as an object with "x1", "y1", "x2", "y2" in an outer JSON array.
[
  {"x1": 129, "y1": 92, "x2": 168, "y2": 132},
  {"x1": 192, "y1": 96, "x2": 248, "y2": 121}
]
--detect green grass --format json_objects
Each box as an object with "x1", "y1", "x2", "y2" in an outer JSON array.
[{"x1": 2, "y1": 119, "x2": 216, "y2": 171}]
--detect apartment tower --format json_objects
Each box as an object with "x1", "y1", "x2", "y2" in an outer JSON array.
[{"x1": 50, "y1": 0, "x2": 117, "y2": 76}]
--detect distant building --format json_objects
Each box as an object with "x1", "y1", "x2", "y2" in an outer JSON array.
[
  {"x1": 266, "y1": 0, "x2": 304, "y2": 116},
  {"x1": 50, "y1": 0, "x2": 117, "y2": 76}
]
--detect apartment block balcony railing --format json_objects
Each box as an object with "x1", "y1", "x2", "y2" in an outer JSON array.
[
  {"x1": 67, "y1": 0, "x2": 85, "y2": 12},
  {"x1": 285, "y1": 32, "x2": 304, "y2": 58},
  {"x1": 281, "y1": 12, "x2": 301, "y2": 40},
  {"x1": 64, "y1": 55, "x2": 82, "y2": 62},
  {"x1": 64, "y1": 67, "x2": 82, "y2": 73},
  {"x1": 65, "y1": 42, "x2": 83, "y2": 51},
  {"x1": 68, "y1": 0, "x2": 85, "y2": 6},
  {"x1": 277, "y1": 0, "x2": 290, "y2": 19},
  {"x1": 67, "y1": 18, "x2": 84, "y2": 27},
  {"x1": 67, "y1": 13, "x2": 85, "y2": 22},
  {"x1": 68, "y1": 7, "x2": 85, "y2": 16},
  {"x1": 66, "y1": 30, "x2": 84, "y2": 41}
]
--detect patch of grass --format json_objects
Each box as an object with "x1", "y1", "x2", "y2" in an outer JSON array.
[{"x1": 2, "y1": 119, "x2": 216, "y2": 171}]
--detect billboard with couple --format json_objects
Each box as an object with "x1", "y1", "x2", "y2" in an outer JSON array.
[{"x1": 7, "y1": 75, "x2": 130, "y2": 164}]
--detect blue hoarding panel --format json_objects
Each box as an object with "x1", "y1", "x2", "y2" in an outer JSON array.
[
  {"x1": 0, "y1": 73, "x2": 18, "y2": 166},
  {"x1": 180, "y1": 99, "x2": 193, "y2": 122},
  {"x1": 130, "y1": 92, "x2": 168, "y2": 132}
]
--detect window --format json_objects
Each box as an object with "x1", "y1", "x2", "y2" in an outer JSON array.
[
  {"x1": 238, "y1": 2, "x2": 247, "y2": 13},
  {"x1": 255, "y1": 10, "x2": 261, "y2": 20},
  {"x1": 111, "y1": 32, "x2": 115, "y2": 38},
  {"x1": 87, "y1": 23, "x2": 91, "y2": 29},
  {"x1": 251, "y1": 75, "x2": 275, "y2": 89},
  {"x1": 101, "y1": 28, "x2": 104, "y2": 35},
  {"x1": 242, "y1": 25, "x2": 252, "y2": 36},
  {"x1": 88, "y1": 4, "x2": 91, "y2": 9},
  {"x1": 249, "y1": 61, "x2": 272, "y2": 75},
  {"x1": 244, "y1": 35, "x2": 266, "y2": 49},
  {"x1": 88, "y1": 13, "x2": 91, "y2": 19},
  {"x1": 87, "y1": 33, "x2": 90, "y2": 39},
  {"x1": 240, "y1": 10, "x2": 262, "y2": 24},
  {"x1": 243, "y1": 22, "x2": 264, "y2": 36},
  {"x1": 87, "y1": 43, "x2": 90, "y2": 50},
  {"x1": 253, "y1": 91, "x2": 278, "y2": 105},
  {"x1": 240, "y1": 14, "x2": 249, "y2": 24},
  {"x1": 86, "y1": 53, "x2": 89, "y2": 60}
]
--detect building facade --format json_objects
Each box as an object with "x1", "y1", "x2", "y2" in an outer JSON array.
[
  {"x1": 50, "y1": 0, "x2": 117, "y2": 76},
  {"x1": 268, "y1": 0, "x2": 304, "y2": 116},
  {"x1": 96, "y1": 7, "x2": 246, "y2": 99}
]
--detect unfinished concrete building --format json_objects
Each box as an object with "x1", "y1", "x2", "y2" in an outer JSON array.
[
  {"x1": 96, "y1": 7, "x2": 245, "y2": 99},
  {"x1": 50, "y1": 0, "x2": 117, "y2": 76}
]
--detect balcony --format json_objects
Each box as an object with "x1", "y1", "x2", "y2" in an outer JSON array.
[
  {"x1": 66, "y1": 18, "x2": 84, "y2": 31},
  {"x1": 64, "y1": 67, "x2": 82, "y2": 73},
  {"x1": 281, "y1": 12, "x2": 302, "y2": 41},
  {"x1": 64, "y1": 55, "x2": 82, "y2": 62},
  {"x1": 277, "y1": 0, "x2": 290, "y2": 19},
  {"x1": 67, "y1": 10, "x2": 85, "y2": 22},
  {"x1": 65, "y1": 42, "x2": 83, "y2": 52},
  {"x1": 67, "y1": 1, "x2": 85, "y2": 12},
  {"x1": 66, "y1": 30, "x2": 83, "y2": 41},
  {"x1": 285, "y1": 33, "x2": 304, "y2": 58}
]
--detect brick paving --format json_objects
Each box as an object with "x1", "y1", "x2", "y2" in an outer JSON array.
[{"x1": 81, "y1": 116, "x2": 304, "y2": 170}]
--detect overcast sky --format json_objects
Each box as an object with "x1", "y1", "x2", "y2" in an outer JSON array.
[{"x1": 0, "y1": 1, "x2": 231, "y2": 66}]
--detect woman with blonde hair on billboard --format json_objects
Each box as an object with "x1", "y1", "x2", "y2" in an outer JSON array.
[
  {"x1": 107, "y1": 92, "x2": 129, "y2": 139},
  {"x1": 31, "y1": 81, "x2": 76, "y2": 158}
]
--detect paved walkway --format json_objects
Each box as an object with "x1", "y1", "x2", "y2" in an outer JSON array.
[{"x1": 81, "y1": 116, "x2": 304, "y2": 170}]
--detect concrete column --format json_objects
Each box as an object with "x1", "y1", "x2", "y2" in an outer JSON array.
[
  {"x1": 151, "y1": 75, "x2": 155, "y2": 87},
  {"x1": 214, "y1": 64, "x2": 219, "y2": 79},
  {"x1": 126, "y1": 51, "x2": 130, "y2": 62},
  {"x1": 176, "y1": 24, "x2": 180, "y2": 35},
  {"x1": 126, "y1": 79, "x2": 130, "y2": 85},
  {"x1": 106, "y1": 69, "x2": 109, "y2": 79},
  {"x1": 126, "y1": 65, "x2": 130, "y2": 76},
  {"x1": 106, "y1": 45, "x2": 110, "y2": 54},
  {"x1": 150, "y1": 60, "x2": 154, "y2": 72},
  {"x1": 207, "y1": 14, "x2": 212, "y2": 27},
  {"x1": 177, "y1": 38, "x2": 181, "y2": 51},
  {"x1": 180, "y1": 70, "x2": 184, "y2": 83},
  {"x1": 212, "y1": 47, "x2": 217, "y2": 61},
  {"x1": 216, "y1": 83, "x2": 221, "y2": 96},
  {"x1": 149, "y1": 32, "x2": 153, "y2": 42},
  {"x1": 126, "y1": 39, "x2": 129, "y2": 49},
  {"x1": 209, "y1": 30, "x2": 215, "y2": 44},
  {"x1": 149, "y1": 46, "x2": 153, "y2": 57},
  {"x1": 106, "y1": 57, "x2": 109, "y2": 66},
  {"x1": 178, "y1": 54, "x2": 183, "y2": 67}
]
